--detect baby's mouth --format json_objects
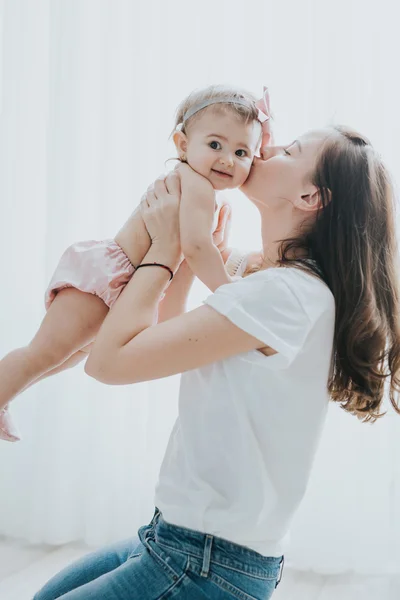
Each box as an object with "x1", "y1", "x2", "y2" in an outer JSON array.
[{"x1": 211, "y1": 169, "x2": 233, "y2": 179}]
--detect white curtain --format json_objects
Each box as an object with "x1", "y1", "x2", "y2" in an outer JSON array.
[{"x1": 0, "y1": 0, "x2": 399, "y2": 575}]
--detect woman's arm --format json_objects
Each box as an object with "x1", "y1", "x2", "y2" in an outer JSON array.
[
  {"x1": 157, "y1": 259, "x2": 195, "y2": 323},
  {"x1": 85, "y1": 261, "x2": 268, "y2": 385},
  {"x1": 85, "y1": 174, "x2": 270, "y2": 386},
  {"x1": 156, "y1": 184, "x2": 235, "y2": 323},
  {"x1": 157, "y1": 193, "x2": 233, "y2": 322}
]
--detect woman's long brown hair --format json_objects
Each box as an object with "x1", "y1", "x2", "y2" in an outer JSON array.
[{"x1": 279, "y1": 127, "x2": 400, "y2": 422}]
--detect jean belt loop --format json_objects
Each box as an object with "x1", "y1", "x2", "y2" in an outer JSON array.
[
  {"x1": 150, "y1": 507, "x2": 161, "y2": 527},
  {"x1": 275, "y1": 555, "x2": 285, "y2": 588},
  {"x1": 200, "y1": 534, "x2": 214, "y2": 578}
]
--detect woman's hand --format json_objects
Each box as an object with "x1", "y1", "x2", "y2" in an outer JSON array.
[{"x1": 140, "y1": 172, "x2": 183, "y2": 265}]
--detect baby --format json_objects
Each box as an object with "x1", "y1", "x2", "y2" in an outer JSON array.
[{"x1": 0, "y1": 84, "x2": 271, "y2": 442}]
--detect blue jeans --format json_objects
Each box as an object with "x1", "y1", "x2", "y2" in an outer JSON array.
[{"x1": 34, "y1": 508, "x2": 284, "y2": 599}]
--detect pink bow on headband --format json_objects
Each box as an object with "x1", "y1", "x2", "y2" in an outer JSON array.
[{"x1": 256, "y1": 86, "x2": 272, "y2": 148}]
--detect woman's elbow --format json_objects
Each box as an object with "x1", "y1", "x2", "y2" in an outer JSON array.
[{"x1": 84, "y1": 354, "x2": 113, "y2": 384}]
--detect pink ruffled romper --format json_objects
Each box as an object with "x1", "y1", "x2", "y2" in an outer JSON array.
[
  {"x1": 45, "y1": 239, "x2": 135, "y2": 310},
  {"x1": 45, "y1": 242, "x2": 247, "y2": 310}
]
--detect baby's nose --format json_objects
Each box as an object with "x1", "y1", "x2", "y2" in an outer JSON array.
[{"x1": 220, "y1": 154, "x2": 234, "y2": 167}]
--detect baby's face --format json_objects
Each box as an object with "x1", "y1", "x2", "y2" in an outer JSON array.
[{"x1": 183, "y1": 110, "x2": 261, "y2": 191}]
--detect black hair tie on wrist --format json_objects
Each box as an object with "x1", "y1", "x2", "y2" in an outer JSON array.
[{"x1": 135, "y1": 262, "x2": 174, "y2": 281}]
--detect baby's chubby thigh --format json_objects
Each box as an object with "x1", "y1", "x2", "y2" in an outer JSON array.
[{"x1": 28, "y1": 288, "x2": 108, "y2": 374}]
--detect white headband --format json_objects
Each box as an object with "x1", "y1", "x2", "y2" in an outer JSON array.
[
  {"x1": 175, "y1": 87, "x2": 272, "y2": 147},
  {"x1": 177, "y1": 97, "x2": 254, "y2": 131}
]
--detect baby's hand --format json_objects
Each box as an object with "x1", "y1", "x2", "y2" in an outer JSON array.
[{"x1": 212, "y1": 201, "x2": 231, "y2": 253}]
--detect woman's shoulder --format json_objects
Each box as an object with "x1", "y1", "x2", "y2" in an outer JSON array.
[
  {"x1": 205, "y1": 262, "x2": 335, "y2": 367},
  {"x1": 223, "y1": 252, "x2": 334, "y2": 311},
  {"x1": 251, "y1": 264, "x2": 335, "y2": 320},
  {"x1": 230, "y1": 262, "x2": 334, "y2": 318},
  {"x1": 244, "y1": 258, "x2": 325, "y2": 284}
]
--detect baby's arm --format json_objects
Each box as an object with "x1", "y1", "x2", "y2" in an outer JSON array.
[{"x1": 178, "y1": 164, "x2": 233, "y2": 292}]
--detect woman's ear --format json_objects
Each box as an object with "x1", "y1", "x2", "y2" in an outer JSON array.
[
  {"x1": 173, "y1": 131, "x2": 188, "y2": 160},
  {"x1": 296, "y1": 186, "x2": 330, "y2": 212}
]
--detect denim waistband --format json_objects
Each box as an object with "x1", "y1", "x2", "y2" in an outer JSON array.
[{"x1": 147, "y1": 507, "x2": 284, "y2": 583}]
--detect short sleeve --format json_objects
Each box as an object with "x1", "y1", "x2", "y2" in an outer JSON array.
[{"x1": 203, "y1": 268, "x2": 317, "y2": 367}]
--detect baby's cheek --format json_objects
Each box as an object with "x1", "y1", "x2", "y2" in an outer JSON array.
[
  {"x1": 236, "y1": 164, "x2": 253, "y2": 186},
  {"x1": 187, "y1": 157, "x2": 211, "y2": 181},
  {"x1": 185, "y1": 151, "x2": 209, "y2": 176}
]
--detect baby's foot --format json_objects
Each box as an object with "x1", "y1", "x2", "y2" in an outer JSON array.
[{"x1": 0, "y1": 405, "x2": 21, "y2": 442}]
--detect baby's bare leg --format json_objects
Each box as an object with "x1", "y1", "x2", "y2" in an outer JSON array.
[
  {"x1": 20, "y1": 343, "x2": 93, "y2": 394},
  {"x1": 0, "y1": 290, "x2": 108, "y2": 410}
]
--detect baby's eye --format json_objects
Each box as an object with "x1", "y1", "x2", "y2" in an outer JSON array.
[
  {"x1": 235, "y1": 149, "x2": 248, "y2": 158},
  {"x1": 209, "y1": 141, "x2": 222, "y2": 150},
  {"x1": 283, "y1": 148, "x2": 291, "y2": 156}
]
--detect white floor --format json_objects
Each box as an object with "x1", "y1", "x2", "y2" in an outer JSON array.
[{"x1": 0, "y1": 537, "x2": 399, "y2": 600}]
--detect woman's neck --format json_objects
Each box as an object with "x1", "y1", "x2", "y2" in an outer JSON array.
[{"x1": 260, "y1": 211, "x2": 309, "y2": 269}]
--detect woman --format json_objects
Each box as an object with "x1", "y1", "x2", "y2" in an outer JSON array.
[{"x1": 34, "y1": 127, "x2": 400, "y2": 599}]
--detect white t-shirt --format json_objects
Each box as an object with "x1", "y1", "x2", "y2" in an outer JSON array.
[{"x1": 154, "y1": 265, "x2": 335, "y2": 557}]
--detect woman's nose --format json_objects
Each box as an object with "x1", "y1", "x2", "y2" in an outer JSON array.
[{"x1": 260, "y1": 145, "x2": 280, "y2": 161}]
